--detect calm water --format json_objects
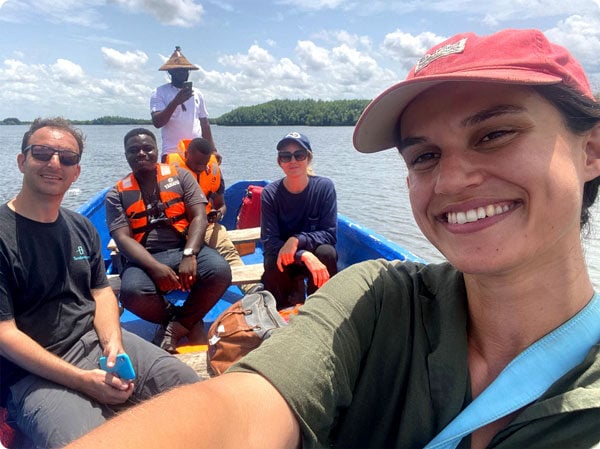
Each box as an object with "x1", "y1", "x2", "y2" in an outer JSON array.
[{"x1": 2, "y1": 124, "x2": 599, "y2": 289}]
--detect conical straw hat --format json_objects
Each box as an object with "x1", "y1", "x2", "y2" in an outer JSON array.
[{"x1": 159, "y1": 46, "x2": 199, "y2": 71}]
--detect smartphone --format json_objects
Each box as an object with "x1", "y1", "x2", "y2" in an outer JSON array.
[
  {"x1": 183, "y1": 81, "x2": 193, "y2": 90},
  {"x1": 99, "y1": 354, "x2": 136, "y2": 380}
]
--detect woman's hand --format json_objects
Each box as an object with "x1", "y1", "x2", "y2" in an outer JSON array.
[
  {"x1": 276, "y1": 237, "x2": 299, "y2": 271},
  {"x1": 301, "y1": 252, "x2": 330, "y2": 287}
]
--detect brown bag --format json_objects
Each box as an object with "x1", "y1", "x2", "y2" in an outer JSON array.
[{"x1": 207, "y1": 290, "x2": 287, "y2": 376}]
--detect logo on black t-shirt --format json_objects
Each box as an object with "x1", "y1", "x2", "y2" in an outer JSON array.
[{"x1": 73, "y1": 245, "x2": 90, "y2": 261}]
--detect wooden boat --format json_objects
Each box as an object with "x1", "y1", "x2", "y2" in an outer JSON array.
[{"x1": 77, "y1": 180, "x2": 425, "y2": 340}]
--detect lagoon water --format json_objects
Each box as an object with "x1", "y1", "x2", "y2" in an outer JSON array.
[{"x1": 1, "y1": 124, "x2": 599, "y2": 290}]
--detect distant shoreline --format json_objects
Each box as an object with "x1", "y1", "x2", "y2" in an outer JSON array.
[{"x1": 1, "y1": 99, "x2": 370, "y2": 127}]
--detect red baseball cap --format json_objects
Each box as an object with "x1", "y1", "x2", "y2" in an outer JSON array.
[{"x1": 353, "y1": 29, "x2": 593, "y2": 153}]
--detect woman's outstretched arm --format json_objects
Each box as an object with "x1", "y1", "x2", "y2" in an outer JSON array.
[{"x1": 65, "y1": 372, "x2": 301, "y2": 449}]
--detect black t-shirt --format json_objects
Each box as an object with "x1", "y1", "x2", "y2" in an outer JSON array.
[{"x1": 0, "y1": 204, "x2": 108, "y2": 405}]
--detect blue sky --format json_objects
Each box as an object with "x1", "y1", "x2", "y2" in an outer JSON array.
[{"x1": 1, "y1": 0, "x2": 600, "y2": 121}]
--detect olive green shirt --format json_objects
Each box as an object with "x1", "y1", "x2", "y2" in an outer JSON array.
[{"x1": 231, "y1": 260, "x2": 600, "y2": 448}]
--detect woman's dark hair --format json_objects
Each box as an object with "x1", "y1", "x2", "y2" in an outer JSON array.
[
  {"x1": 21, "y1": 117, "x2": 85, "y2": 154},
  {"x1": 533, "y1": 84, "x2": 600, "y2": 232}
]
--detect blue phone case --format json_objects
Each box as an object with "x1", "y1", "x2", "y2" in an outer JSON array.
[{"x1": 99, "y1": 354, "x2": 136, "y2": 380}]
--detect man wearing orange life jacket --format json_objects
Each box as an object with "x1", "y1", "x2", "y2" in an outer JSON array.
[
  {"x1": 166, "y1": 138, "x2": 262, "y2": 294},
  {"x1": 105, "y1": 128, "x2": 232, "y2": 353},
  {"x1": 115, "y1": 164, "x2": 189, "y2": 244}
]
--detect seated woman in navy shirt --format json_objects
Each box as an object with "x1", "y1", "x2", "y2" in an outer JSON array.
[{"x1": 260, "y1": 132, "x2": 338, "y2": 309}]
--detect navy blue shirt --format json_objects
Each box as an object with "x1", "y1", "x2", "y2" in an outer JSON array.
[{"x1": 260, "y1": 176, "x2": 337, "y2": 260}]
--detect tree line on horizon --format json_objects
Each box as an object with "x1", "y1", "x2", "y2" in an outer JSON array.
[
  {"x1": 1, "y1": 99, "x2": 371, "y2": 127},
  {"x1": 214, "y1": 99, "x2": 370, "y2": 126}
]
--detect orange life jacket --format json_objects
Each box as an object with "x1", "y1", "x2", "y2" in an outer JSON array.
[
  {"x1": 116, "y1": 164, "x2": 189, "y2": 243},
  {"x1": 165, "y1": 147, "x2": 221, "y2": 214}
]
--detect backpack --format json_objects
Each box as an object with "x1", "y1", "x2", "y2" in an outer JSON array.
[
  {"x1": 207, "y1": 290, "x2": 287, "y2": 376},
  {"x1": 236, "y1": 185, "x2": 264, "y2": 229}
]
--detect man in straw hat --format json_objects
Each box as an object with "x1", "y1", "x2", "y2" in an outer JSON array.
[
  {"x1": 68, "y1": 28, "x2": 600, "y2": 449},
  {"x1": 150, "y1": 46, "x2": 218, "y2": 162}
]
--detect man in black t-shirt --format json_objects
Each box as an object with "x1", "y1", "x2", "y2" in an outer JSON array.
[{"x1": 0, "y1": 118, "x2": 199, "y2": 448}]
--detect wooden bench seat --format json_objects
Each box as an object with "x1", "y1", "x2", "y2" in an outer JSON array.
[
  {"x1": 107, "y1": 226, "x2": 261, "y2": 254},
  {"x1": 226, "y1": 227, "x2": 261, "y2": 243},
  {"x1": 228, "y1": 227, "x2": 261, "y2": 256},
  {"x1": 106, "y1": 226, "x2": 260, "y2": 251},
  {"x1": 230, "y1": 263, "x2": 264, "y2": 285},
  {"x1": 107, "y1": 226, "x2": 264, "y2": 291}
]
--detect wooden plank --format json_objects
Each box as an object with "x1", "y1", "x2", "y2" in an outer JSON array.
[
  {"x1": 230, "y1": 263, "x2": 264, "y2": 285},
  {"x1": 108, "y1": 226, "x2": 260, "y2": 252},
  {"x1": 227, "y1": 227, "x2": 261, "y2": 243},
  {"x1": 174, "y1": 350, "x2": 211, "y2": 379}
]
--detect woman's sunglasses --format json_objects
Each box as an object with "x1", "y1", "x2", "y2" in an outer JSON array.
[
  {"x1": 23, "y1": 144, "x2": 81, "y2": 166},
  {"x1": 278, "y1": 149, "x2": 308, "y2": 163}
]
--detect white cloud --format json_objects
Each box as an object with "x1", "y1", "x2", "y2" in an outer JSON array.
[
  {"x1": 296, "y1": 41, "x2": 330, "y2": 71},
  {"x1": 1, "y1": 59, "x2": 43, "y2": 83},
  {"x1": 51, "y1": 59, "x2": 86, "y2": 84},
  {"x1": 0, "y1": 55, "x2": 151, "y2": 119},
  {"x1": 218, "y1": 44, "x2": 276, "y2": 72},
  {"x1": 545, "y1": 15, "x2": 600, "y2": 70},
  {"x1": 110, "y1": 0, "x2": 205, "y2": 27},
  {"x1": 421, "y1": 0, "x2": 595, "y2": 18},
  {"x1": 0, "y1": 0, "x2": 205, "y2": 27},
  {"x1": 4, "y1": 1, "x2": 600, "y2": 120},
  {"x1": 332, "y1": 31, "x2": 372, "y2": 50},
  {"x1": 0, "y1": 0, "x2": 106, "y2": 27},
  {"x1": 381, "y1": 30, "x2": 446, "y2": 68},
  {"x1": 329, "y1": 44, "x2": 378, "y2": 84},
  {"x1": 101, "y1": 47, "x2": 149, "y2": 72}
]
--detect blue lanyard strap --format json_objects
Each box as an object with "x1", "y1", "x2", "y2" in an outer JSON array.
[{"x1": 424, "y1": 292, "x2": 600, "y2": 449}]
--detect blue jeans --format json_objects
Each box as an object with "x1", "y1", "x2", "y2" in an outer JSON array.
[
  {"x1": 119, "y1": 245, "x2": 231, "y2": 329},
  {"x1": 7, "y1": 329, "x2": 199, "y2": 449}
]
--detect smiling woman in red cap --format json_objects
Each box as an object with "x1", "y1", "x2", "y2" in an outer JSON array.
[{"x1": 67, "y1": 29, "x2": 600, "y2": 449}]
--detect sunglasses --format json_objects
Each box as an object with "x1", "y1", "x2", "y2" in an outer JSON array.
[
  {"x1": 23, "y1": 145, "x2": 81, "y2": 166},
  {"x1": 126, "y1": 144, "x2": 156, "y2": 155},
  {"x1": 278, "y1": 149, "x2": 308, "y2": 163}
]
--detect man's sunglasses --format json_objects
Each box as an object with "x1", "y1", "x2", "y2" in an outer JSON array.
[
  {"x1": 23, "y1": 145, "x2": 81, "y2": 166},
  {"x1": 126, "y1": 144, "x2": 156, "y2": 155},
  {"x1": 278, "y1": 149, "x2": 308, "y2": 163}
]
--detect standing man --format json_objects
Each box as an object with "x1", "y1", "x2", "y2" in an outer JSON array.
[
  {"x1": 166, "y1": 138, "x2": 263, "y2": 295},
  {"x1": 0, "y1": 118, "x2": 199, "y2": 448},
  {"x1": 105, "y1": 128, "x2": 231, "y2": 354},
  {"x1": 150, "y1": 46, "x2": 219, "y2": 162}
]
